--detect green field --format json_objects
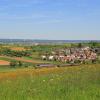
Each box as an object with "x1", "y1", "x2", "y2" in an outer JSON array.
[{"x1": 0, "y1": 64, "x2": 99, "y2": 100}]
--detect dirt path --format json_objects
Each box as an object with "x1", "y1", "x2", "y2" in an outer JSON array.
[
  {"x1": 0, "y1": 56, "x2": 43, "y2": 64},
  {"x1": 0, "y1": 60, "x2": 10, "y2": 65}
]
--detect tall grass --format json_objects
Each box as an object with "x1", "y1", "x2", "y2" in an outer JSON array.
[{"x1": 0, "y1": 65, "x2": 100, "y2": 100}]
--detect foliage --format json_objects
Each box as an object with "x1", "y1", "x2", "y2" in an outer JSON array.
[
  {"x1": 10, "y1": 61, "x2": 24, "y2": 68},
  {"x1": 77, "y1": 43, "x2": 82, "y2": 48},
  {"x1": 18, "y1": 61, "x2": 23, "y2": 67},
  {"x1": 88, "y1": 41, "x2": 100, "y2": 48},
  {"x1": 30, "y1": 44, "x2": 71, "y2": 53},
  {"x1": 0, "y1": 48, "x2": 32, "y2": 57},
  {"x1": 10, "y1": 60, "x2": 17, "y2": 68}
]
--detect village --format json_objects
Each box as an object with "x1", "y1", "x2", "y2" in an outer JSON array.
[{"x1": 41, "y1": 46, "x2": 100, "y2": 64}]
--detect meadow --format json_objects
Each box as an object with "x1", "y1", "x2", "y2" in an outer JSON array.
[{"x1": 0, "y1": 64, "x2": 99, "y2": 100}]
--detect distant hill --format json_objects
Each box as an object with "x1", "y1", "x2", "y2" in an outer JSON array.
[{"x1": 0, "y1": 39, "x2": 100, "y2": 44}]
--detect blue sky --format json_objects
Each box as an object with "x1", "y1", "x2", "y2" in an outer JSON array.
[{"x1": 0, "y1": 0, "x2": 100, "y2": 40}]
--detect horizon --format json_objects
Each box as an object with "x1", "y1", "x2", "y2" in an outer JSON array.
[
  {"x1": 0, "y1": 0, "x2": 100, "y2": 40},
  {"x1": 0, "y1": 38, "x2": 100, "y2": 41}
]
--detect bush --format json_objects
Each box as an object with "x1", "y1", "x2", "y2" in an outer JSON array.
[
  {"x1": 10, "y1": 61, "x2": 23, "y2": 68},
  {"x1": 77, "y1": 43, "x2": 82, "y2": 48},
  {"x1": 10, "y1": 61, "x2": 17, "y2": 68},
  {"x1": 18, "y1": 61, "x2": 23, "y2": 67}
]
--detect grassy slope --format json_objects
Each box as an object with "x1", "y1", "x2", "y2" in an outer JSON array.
[{"x1": 0, "y1": 64, "x2": 100, "y2": 100}]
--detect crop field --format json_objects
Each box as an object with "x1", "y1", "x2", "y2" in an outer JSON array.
[
  {"x1": 10, "y1": 47, "x2": 26, "y2": 51},
  {"x1": 0, "y1": 60, "x2": 10, "y2": 66},
  {"x1": 0, "y1": 64, "x2": 99, "y2": 100}
]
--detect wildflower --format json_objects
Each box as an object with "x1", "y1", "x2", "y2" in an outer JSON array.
[
  {"x1": 6, "y1": 80, "x2": 11, "y2": 84},
  {"x1": 50, "y1": 79, "x2": 54, "y2": 81},
  {"x1": 31, "y1": 80, "x2": 34, "y2": 83},
  {"x1": 43, "y1": 80, "x2": 46, "y2": 82},
  {"x1": 57, "y1": 77, "x2": 60, "y2": 80}
]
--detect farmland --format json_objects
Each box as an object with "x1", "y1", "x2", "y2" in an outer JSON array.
[
  {"x1": 0, "y1": 42, "x2": 99, "y2": 100},
  {"x1": 0, "y1": 60, "x2": 10, "y2": 66}
]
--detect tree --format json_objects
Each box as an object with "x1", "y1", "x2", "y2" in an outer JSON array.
[
  {"x1": 18, "y1": 61, "x2": 23, "y2": 67},
  {"x1": 10, "y1": 61, "x2": 17, "y2": 68},
  {"x1": 77, "y1": 43, "x2": 82, "y2": 48},
  {"x1": 89, "y1": 41, "x2": 98, "y2": 48}
]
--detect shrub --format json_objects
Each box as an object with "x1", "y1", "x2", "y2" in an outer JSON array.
[
  {"x1": 18, "y1": 61, "x2": 23, "y2": 67},
  {"x1": 10, "y1": 61, "x2": 17, "y2": 68}
]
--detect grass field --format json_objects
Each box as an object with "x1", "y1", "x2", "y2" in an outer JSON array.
[{"x1": 0, "y1": 64, "x2": 99, "y2": 100}]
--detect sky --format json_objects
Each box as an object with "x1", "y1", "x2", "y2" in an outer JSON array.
[{"x1": 0, "y1": 0, "x2": 100, "y2": 40}]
